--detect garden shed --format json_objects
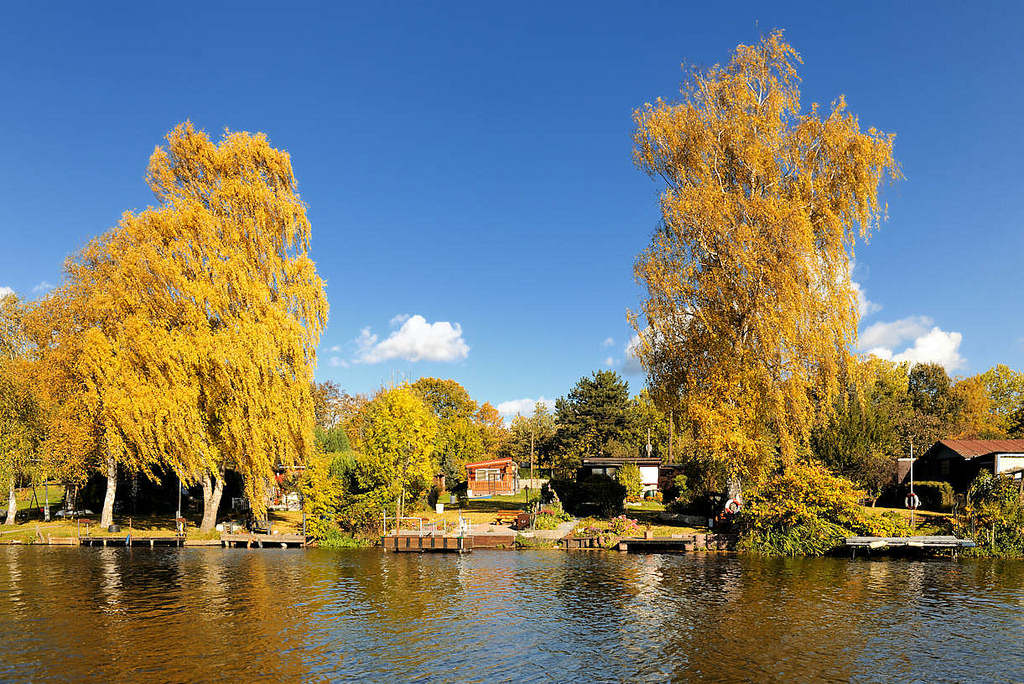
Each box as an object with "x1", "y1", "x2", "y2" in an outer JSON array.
[{"x1": 466, "y1": 458, "x2": 519, "y2": 498}]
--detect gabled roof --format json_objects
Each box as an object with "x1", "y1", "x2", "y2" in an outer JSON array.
[
  {"x1": 582, "y1": 457, "x2": 661, "y2": 467},
  {"x1": 465, "y1": 457, "x2": 515, "y2": 469},
  {"x1": 936, "y1": 439, "x2": 1024, "y2": 458}
]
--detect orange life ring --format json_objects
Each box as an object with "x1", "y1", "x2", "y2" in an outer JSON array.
[{"x1": 724, "y1": 498, "x2": 742, "y2": 514}]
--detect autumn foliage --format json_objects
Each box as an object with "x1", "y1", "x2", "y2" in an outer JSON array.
[
  {"x1": 27, "y1": 123, "x2": 327, "y2": 524},
  {"x1": 630, "y1": 31, "x2": 901, "y2": 482}
]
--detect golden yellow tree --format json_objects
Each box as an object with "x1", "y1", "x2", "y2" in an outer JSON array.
[
  {"x1": 0, "y1": 294, "x2": 42, "y2": 524},
  {"x1": 354, "y1": 385, "x2": 437, "y2": 521},
  {"x1": 630, "y1": 32, "x2": 900, "y2": 483},
  {"x1": 31, "y1": 122, "x2": 327, "y2": 527}
]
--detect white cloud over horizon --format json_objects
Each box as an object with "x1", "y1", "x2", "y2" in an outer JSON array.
[
  {"x1": 0, "y1": 286, "x2": 13, "y2": 300},
  {"x1": 859, "y1": 315, "x2": 965, "y2": 371},
  {"x1": 354, "y1": 314, "x2": 469, "y2": 364},
  {"x1": 496, "y1": 396, "x2": 556, "y2": 421}
]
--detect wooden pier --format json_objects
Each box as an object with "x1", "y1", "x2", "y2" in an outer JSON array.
[
  {"x1": 561, "y1": 533, "x2": 738, "y2": 553},
  {"x1": 381, "y1": 534, "x2": 471, "y2": 553},
  {"x1": 79, "y1": 535, "x2": 185, "y2": 548},
  {"x1": 220, "y1": 533, "x2": 307, "y2": 548},
  {"x1": 844, "y1": 535, "x2": 976, "y2": 558}
]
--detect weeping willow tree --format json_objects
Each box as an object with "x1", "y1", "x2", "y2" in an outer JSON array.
[
  {"x1": 33, "y1": 123, "x2": 327, "y2": 527},
  {"x1": 629, "y1": 32, "x2": 900, "y2": 485}
]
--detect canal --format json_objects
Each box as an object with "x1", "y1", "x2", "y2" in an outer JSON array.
[{"x1": 1, "y1": 547, "x2": 1022, "y2": 682}]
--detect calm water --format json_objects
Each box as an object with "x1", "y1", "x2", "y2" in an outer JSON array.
[{"x1": 1, "y1": 547, "x2": 1022, "y2": 683}]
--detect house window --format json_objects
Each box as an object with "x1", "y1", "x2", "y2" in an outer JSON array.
[
  {"x1": 940, "y1": 459, "x2": 951, "y2": 477},
  {"x1": 475, "y1": 468, "x2": 500, "y2": 482}
]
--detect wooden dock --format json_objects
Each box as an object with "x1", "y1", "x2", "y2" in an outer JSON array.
[
  {"x1": 845, "y1": 535, "x2": 975, "y2": 557},
  {"x1": 382, "y1": 534, "x2": 471, "y2": 553},
  {"x1": 561, "y1": 533, "x2": 738, "y2": 553},
  {"x1": 79, "y1": 535, "x2": 185, "y2": 548},
  {"x1": 220, "y1": 533, "x2": 307, "y2": 548}
]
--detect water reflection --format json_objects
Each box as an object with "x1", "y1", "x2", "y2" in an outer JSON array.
[{"x1": 0, "y1": 548, "x2": 1022, "y2": 682}]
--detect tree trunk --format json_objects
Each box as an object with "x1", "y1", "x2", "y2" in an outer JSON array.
[
  {"x1": 200, "y1": 471, "x2": 226, "y2": 532},
  {"x1": 100, "y1": 457, "x2": 117, "y2": 528},
  {"x1": 4, "y1": 480, "x2": 16, "y2": 525}
]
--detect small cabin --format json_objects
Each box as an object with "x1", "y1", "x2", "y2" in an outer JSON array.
[
  {"x1": 466, "y1": 458, "x2": 519, "y2": 498},
  {"x1": 578, "y1": 457, "x2": 661, "y2": 496}
]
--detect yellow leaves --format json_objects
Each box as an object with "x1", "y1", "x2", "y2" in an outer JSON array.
[
  {"x1": 356, "y1": 385, "x2": 438, "y2": 501},
  {"x1": 28, "y1": 122, "x2": 327, "y2": 515},
  {"x1": 631, "y1": 31, "x2": 900, "y2": 481}
]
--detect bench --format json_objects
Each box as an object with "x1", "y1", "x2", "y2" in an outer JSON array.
[
  {"x1": 494, "y1": 510, "x2": 522, "y2": 526},
  {"x1": 494, "y1": 510, "x2": 532, "y2": 529}
]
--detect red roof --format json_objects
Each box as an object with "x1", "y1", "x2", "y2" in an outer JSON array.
[
  {"x1": 465, "y1": 457, "x2": 515, "y2": 469},
  {"x1": 938, "y1": 439, "x2": 1024, "y2": 458}
]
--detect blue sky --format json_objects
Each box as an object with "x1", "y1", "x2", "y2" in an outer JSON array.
[{"x1": 1, "y1": 2, "x2": 1022, "y2": 419}]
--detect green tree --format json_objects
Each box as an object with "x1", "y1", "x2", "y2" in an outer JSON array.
[
  {"x1": 554, "y1": 371, "x2": 632, "y2": 470},
  {"x1": 812, "y1": 357, "x2": 910, "y2": 504},
  {"x1": 506, "y1": 401, "x2": 556, "y2": 473},
  {"x1": 617, "y1": 462, "x2": 644, "y2": 502},
  {"x1": 978, "y1": 365, "x2": 1024, "y2": 435},
  {"x1": 624, "y1": 390, "x2": 670, "y2": 459},
  {"x1": 410, "y1": 377, "x2": 484, "y2": 486},
  {"x1": 908, "y1": 363, "x2": 960, "y2": 426}
]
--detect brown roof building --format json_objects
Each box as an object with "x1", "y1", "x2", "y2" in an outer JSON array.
[{"x1": 912, "y1": 439, "x2": 1024, "y2": 490}]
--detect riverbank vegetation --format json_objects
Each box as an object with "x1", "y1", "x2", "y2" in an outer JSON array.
[{"x1": 3, "y1": 32, "x2": 1024, "y2": 558}]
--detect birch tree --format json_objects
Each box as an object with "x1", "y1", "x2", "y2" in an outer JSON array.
[{"x1": 630, "y1": 32, "x2": 900, "y2": 483}]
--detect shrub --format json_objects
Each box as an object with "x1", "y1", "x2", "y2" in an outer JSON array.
[
  {"x1": 515, "y1": 535, "x2": 557, "y2": 549},
  {"x1": 736, "y1": 461, "x2": 909, "y2": 556},
  {"x1": 959, "y1": 471, "x2": 1024, "y2": 557},
  {"x1": 316, "y1": 527, "x2": 369, "y2": 549},
  {"x1": 300, "y1": 453, "x2": 345, "y2": 542},
  {"x1": 533, "y1": 512, "x2": 567, "y2": 530},
  {"x1": 551, "y1": 475, "x2": 626, "y2": 517},
  {"x1": 664, "y1": 473, "x2": 690, "y2": 504},
  {"x1": 608, "y1": 515, "x2": 640, "y2": 536},
  {"x1": 617, "y1": 463, "x2": 644, "y2": 502}
]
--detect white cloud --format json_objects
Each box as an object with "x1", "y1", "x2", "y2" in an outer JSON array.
[
  {"x1": 859, "y1": 316, "x2": 965, "y2": 371},
  {"x1": 496, "y1": 396, "x2": 555, "y2": 420},
  {"x1": 354, "y1": 314, "x2": 469, "y2": 364},
  {"x1": 602, "y1": 337, "x2": 614, "y2": 347},
  {"x1": 622, "y1": 333, "x2": 644, "y2": 374},
  {"x1": 859, "y1": 316, "x2": 933, "y2": 351},
  {"x1": 328, "y1": 356, "x2": 349, "y2": 368},
  {"x1": 0, "y1": 286, "x2": 13, "y2": 300},
  {"x1": 604, "y1": 356, "x2": 614, "y2": 367},
  {"x1": 328, "y1": 345, "x2": 342, "y2": 353},
  {"x1": 31, "y1": 281, "x2": 54, "y2": 294},
  {"x1": 850, "y1": 278, "x2": 881, "y2": 318},
  {"x1": 389, "y1": 313, "x2": 411, "y2": 327}
]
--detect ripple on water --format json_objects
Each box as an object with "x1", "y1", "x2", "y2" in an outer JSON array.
[{"x1": 0, "y1": 548, "x2": 1023, "y2": 682}]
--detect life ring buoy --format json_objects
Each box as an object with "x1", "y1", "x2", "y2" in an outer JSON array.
[
  {"x1": 724, "y1": 498, "x2": 742, "y2": 514},
  {"x1": 905, "y1": 492, "x2": 921, "y2": 510}
]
